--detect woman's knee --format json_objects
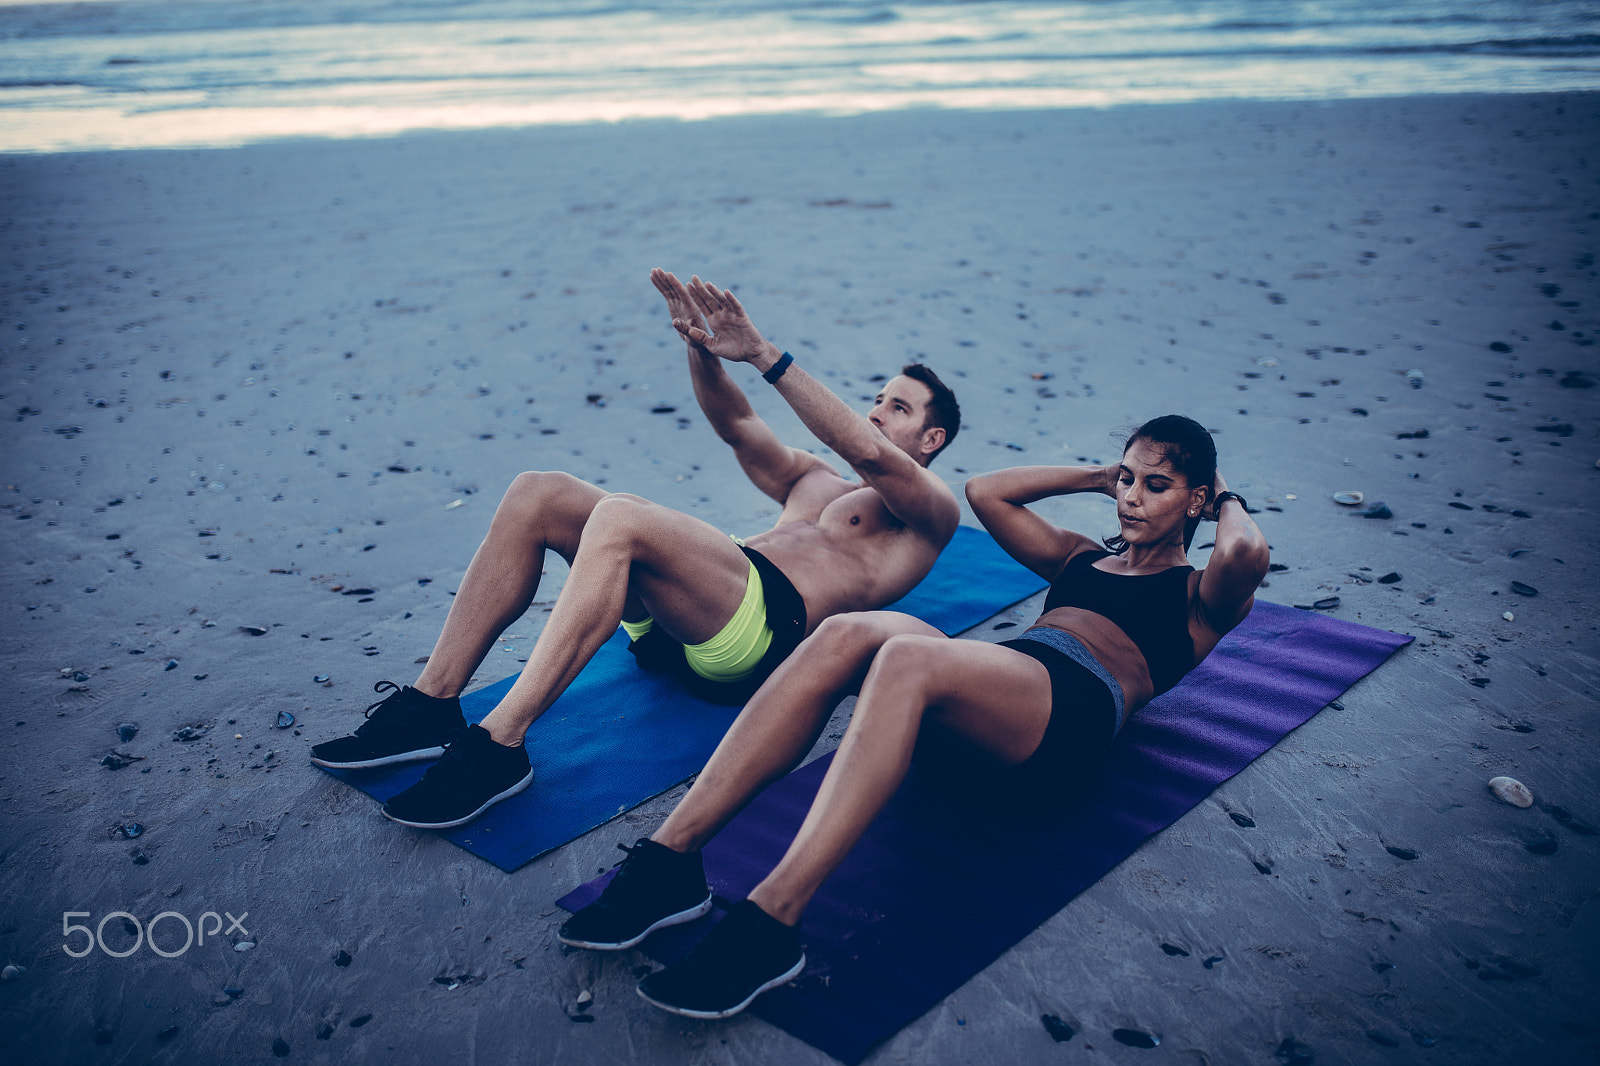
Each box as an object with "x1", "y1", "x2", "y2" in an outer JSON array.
[
  {"x1": 858, "y1": 634, "x2": 948, "y2": 705},
  {"x1": 878, "y1": 632, "x2": 948, "y2": 666},
  {"x1": 809, "y1": 613, "x2": 911, "y2": 659}
]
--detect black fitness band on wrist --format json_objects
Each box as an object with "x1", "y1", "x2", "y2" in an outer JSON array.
[
  {"x1": 1213, "y1": 491, "x2": 1248, "y2": 515},
  {"x1": 762, "y1": 351, "x2": 794, "y2": 384}
]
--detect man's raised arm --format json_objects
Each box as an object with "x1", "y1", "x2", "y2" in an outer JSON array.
[
  {"x1": 665, "y1": 272, "x2": 959, "y2": 543},
  {"x1": 652, "y1": 269, "x2": 829, "y2": 504}
]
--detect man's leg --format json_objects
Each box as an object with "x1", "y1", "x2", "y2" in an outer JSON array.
[
  {"x1": 380, "y1": 493, "x2": 759, "y2": 827},
  {"x1": 415, "y1": 470, "x2": 612, "y2": 698},
  {"x1": 475, "y1": 492, "x2": 755, "y2": 746},
  {"x1": 310, "y1": 469, "x2": 617, "y2": 771}
]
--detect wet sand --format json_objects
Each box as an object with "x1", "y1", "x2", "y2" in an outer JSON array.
[{"x1": 2, "y1": 93, "x2": 1597, "y2": 1063}]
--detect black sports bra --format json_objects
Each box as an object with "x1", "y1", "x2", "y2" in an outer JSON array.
[{"x1": 1042, "y1": 550, "x2": 1195, "y2": 695}]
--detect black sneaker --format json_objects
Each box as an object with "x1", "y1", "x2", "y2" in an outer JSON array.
[
  {"x1": 309, "y1": 681, "x2": 467, "y2": 769},
  {"x1": 558, "y1": 839, "x2": 713, "y2": 950},
  {"x1": 380, "y1": 725, "x2": 533, "y2": 829},
  {"x1": 636, "y1": 900, "x2": 805, "y2": 1019}
]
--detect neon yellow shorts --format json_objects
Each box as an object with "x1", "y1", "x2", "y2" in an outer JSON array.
[{"x1": 618, "y1": 536, "x2": 774, "y2": 683}]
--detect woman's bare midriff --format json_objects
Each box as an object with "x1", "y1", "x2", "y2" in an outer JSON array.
[{"x1": 1031, "y1": 606, "x2": 1160, "y2": 725}]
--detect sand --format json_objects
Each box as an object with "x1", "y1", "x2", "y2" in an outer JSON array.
[{"x1": 2, "y1": 93, "x2": 1597, "y2": 1064}]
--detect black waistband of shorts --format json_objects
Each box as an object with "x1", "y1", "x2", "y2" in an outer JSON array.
[{"x1": 740, "y1": 544, "x2": 808, "y2": 660}]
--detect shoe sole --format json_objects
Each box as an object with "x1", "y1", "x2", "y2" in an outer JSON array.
[
  {"x1": 557, "y1": 894, "x2": 714, "y2": 951},
  {"x1": 309, "y1": 746, "x2": 447, "y2": 770},
  {"x1": 380, "y1": 769, "x2": 535, "y2": 829},
  {"x1": 636, "y1": 953, "x2": 806, "y2": 1020}
]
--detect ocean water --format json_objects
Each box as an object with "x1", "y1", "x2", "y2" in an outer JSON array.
[{"x1": 1, "y1": 0, "x2": 1596, "y2": 153}]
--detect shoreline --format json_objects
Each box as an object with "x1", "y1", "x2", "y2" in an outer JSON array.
[
  {"x1": 4, "y1": 87, "x2": 1597, "y2": 158},
  {"x1": 3, "y1": 91, "x2": 1597, "y2": 1064}
]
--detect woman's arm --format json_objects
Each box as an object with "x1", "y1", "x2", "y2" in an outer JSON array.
[
  {"x1": 965, "y1": 464, "x2": 1116, "y2": 580},
  {"x1": 1194, "y1": 472, "x2": 1270, "y2": 633}
]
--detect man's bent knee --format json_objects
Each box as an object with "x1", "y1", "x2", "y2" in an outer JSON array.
[
  {"x1": 503, "y1": 470, "x2": 593, "y2": 508},
  {"x1": 495, "y1": 470, "x2": 605, "y2": 529}
]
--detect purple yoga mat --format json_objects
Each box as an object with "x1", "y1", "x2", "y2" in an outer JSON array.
[{"x1": 559, "y1": 601, "x2": 1412, "y2": 1064}]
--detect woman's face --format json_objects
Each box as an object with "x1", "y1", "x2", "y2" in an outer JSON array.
[{"x1": 1115, "y1": 438, "x2": 1206, "y2": 547}]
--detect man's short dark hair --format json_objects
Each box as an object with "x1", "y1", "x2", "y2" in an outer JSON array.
[{"x1": 900, "y1": 363, "x2": 960, "y2": 463}]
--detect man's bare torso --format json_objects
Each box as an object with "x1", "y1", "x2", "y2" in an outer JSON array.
[{"x1": 744, "y1": 471, "x2": 939, "y2": 633}]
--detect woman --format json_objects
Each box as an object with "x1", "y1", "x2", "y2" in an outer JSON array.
[{"x1": 558, "y1": 415, "x2": 1270, "y2": 1019}]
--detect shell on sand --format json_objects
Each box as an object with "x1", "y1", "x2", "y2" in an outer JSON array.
[
  {"x1": 1488, "y1": 776, "x2": 1534, "y2": 808},
  {"x1": 1332, "y1": 491, "x2": 1364, "y2": 506}
]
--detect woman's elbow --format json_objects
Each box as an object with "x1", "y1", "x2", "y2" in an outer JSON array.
[{"x1": 1214, "y1": 540, "x2": 1270, "y2": 586}]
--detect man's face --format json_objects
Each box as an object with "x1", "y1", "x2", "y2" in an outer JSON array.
[{"x1": 868, "y1": 376, "x2": 939, "y2": 462}]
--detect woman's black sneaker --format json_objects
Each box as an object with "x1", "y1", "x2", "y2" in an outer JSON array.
[
  {"x1": 558, "y1": 839, "x2": 713, "y2": 950},
  {"x1": 636, "y1": 900, "x2": 804, "y2": 1019},
  {"x1": 380, "y1": 724, "x2": 533, "y2": 829},
  {"x1": 309, "y1": 681, "x2": 468, "y2": 769}
]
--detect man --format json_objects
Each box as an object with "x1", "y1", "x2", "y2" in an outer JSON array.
[{"x1": 310, "y1": 270, "x2": 962, "y2": 829}]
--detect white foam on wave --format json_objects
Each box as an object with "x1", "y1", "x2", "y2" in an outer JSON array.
[{"x1": 1, "y1": 0, "x2": 1595, "y2": 153}]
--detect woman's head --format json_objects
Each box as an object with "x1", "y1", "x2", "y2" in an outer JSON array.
[{"x1": 1106, "y1": 415, "x2": 1217, "y2": 553}]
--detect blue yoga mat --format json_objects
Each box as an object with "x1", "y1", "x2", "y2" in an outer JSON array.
[
  {"x1": 317, "y1": 525, "x2": 1048, "y2": 871},
  {"x1": 558, "y1": 601, "x2": 1413, "y2": 1063}
]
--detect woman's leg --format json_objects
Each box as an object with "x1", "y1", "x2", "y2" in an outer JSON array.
[
  {"x1": 746, "y1": 635, "x2": 1053, "y2": 925},
  {"x1": 653, "y1": 612, "x2": 940, "y2": 854}
]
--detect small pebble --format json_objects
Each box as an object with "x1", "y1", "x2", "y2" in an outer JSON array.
[
  {"x1": 1503, "y1": 611, "x2": 1515, "y2": 622},
  {"x1": 576, "y1": 990, "x2": 592, "y2": 1006},
  {"x1": 1361, "y1": 501, "x2": 1393, "y2": 519},
  {"x1": 333, "y1": 949, "x2": 352, "y2": 967},
  {"x1": 1, "y1": 964, "x2": 25, "y2": 981},
  {"x1": 117, "y1": 722, "x2": 138, "y2": 742},
  {"x1": 239, "y1": 625, "x2": 268, "y2": 636},
  {"x1": 272, "y1": 1037, "x2": 290, "y2": 1057},
  {"x1": 1488, "y1": 776, "x2": 1533, "y2": 808},
  {"x1": 1112, "y1": 1028, "x2": 1161, "y2": 1049},
  {"x1": 118, "y1": 823, "x2": 144, "y2": 839},
  {"x1": 1041, "y1": 1014, "x2": 1075, "y2": 1042},
  {"x1": 164, "y1": 658, "x2": 178, "y2": 671},
  {"x1": 1378, "y1": 572, "x2": 1401, "y2": 584},
  {"x1": 276, "y1": 711, "x2": 296, "y2": 729},
  {"x1": 314, "y1": 674, "x2": 330, "y2": 684},
  {"x1": 234, "y1": 941, "x2": 256, "y2": 952}
]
